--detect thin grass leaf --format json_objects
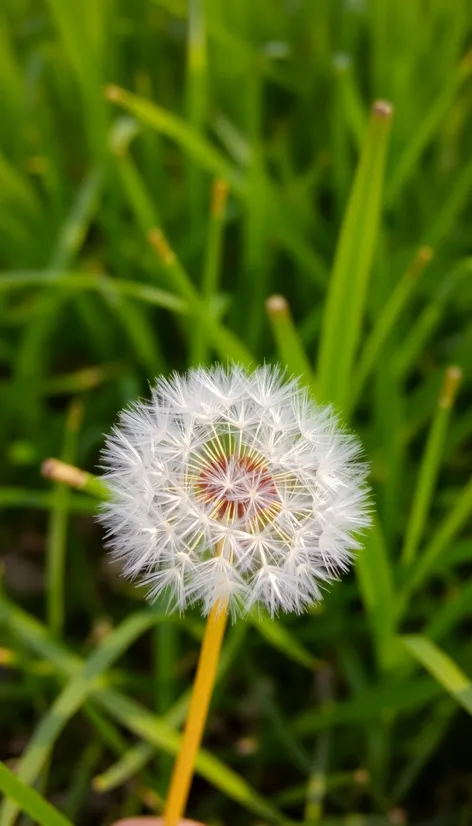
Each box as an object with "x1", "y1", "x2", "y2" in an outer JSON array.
[
  {"x1": 46, "y1": 400, "x2": 83, "y2": 636},
  {"x1": 394, "y1": 258, "x2": 472, "y2": 379},
  {"x1": 11, "y1": 168, "x2": 103, "y2": 431},
  {"x1": 42, "y1": 362, "x2": 125, "y2": 396},
  {"x1": 355, "y1": 519, "x2": 396, "y2": 670},
  {"x1": 426, "y1": 582, "x2": 472, "y2": 643},
  {"x1": 292, "y1": 676, "x2": 440, "y2": 737},
  {"x1": 191, "y1": 179, "x2": 229, "y2": 365},
  {"x1": 0, "y1": 149, "x2": 40, "y2": 214},
  {"x1": 41, "y1": 460, "x2": 108, "y2": 500},
  {"x1": 0, "y1": 600, "x2": 281, "y2": 823},
  {"x1": 426, "y1": 154, "x2": 472, "y2": 247},
  {"x1": 386, "y1": 50, "x2": 472, "y2": 205},
  {"x1": 304, "y1": 666, "x2": 333, "y2": 822},
  {"x1": 0, "y1": 270, "x2": 186, "y2": 314},
  {"x1": 0, "y1": 489, "x2": 96, "y2": 514},
  {"x1": 106, "y1": 85, "x2": 241, "y2": 188},
  {"x1": 147, "y1": 228, "x2": 252, "y2": 364},
  {"x1": 401, "y1": 366, "x2": 462, "y2": 567},
  {"x1": 0, "y1": 611, "x2": 165, "y2": 826},
  {"x1": 251, "y1": 614, "x2": 321, "y2": 671},
  {"x1": 266, "y1": 295, "x2": 318, "y2": 395},
  {"x1": 94, "y1": 622, "x2": 247, "y2": 793},
  {"x1": 392, "y1": 698, "x2": 456, "y2": 802},
  {"x1": 349, "y1": 246, "x2": 433, "y2": 413},
  {"x1": 317, "y1": 100, "x2": 393, "y2": 409},
  {"x1": 402, "y1": 635, "x2": 472, "y2": 715},
  {"x1": 0, "y1": 761, "x2": 73, "y2": 826},
  {"x1": 186, "y1": 0, "x2": 208, "y2": 226},
  {"x1": 397, "y1": 476, "x2": 472, "y2": 619},
  {"x1": 93, "y1": 742, "x2": 155, "y2": 793},
  {"x1": 96, "y1": 688, "x2": 283, "y2": 822}
]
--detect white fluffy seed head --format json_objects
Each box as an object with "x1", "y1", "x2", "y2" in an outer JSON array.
[{"x1": 99, "y1": 364, "x2": 371, "y2": 617}]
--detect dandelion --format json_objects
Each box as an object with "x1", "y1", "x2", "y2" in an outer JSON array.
[
  {"x1": 43, "y1": 364, "x2": 371, "y2": 826},
  {"x1": 99, "y1": 364, "x2": 370, "y2": 618}
]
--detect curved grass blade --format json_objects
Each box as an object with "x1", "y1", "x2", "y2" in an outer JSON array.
[
  {"x1": 0, "y1": 489, "x2": 95, "y2": 514},
  {"x1": 401, "y1": 366, "x2": 462, "y2": 567},
  {"x1": 0, "y1": 270, "x2": 185, "y2": 314},
  {"x1": 106, "y1": 85, "x2": 241, "y2": 189},
  {"x1": 191, "y1": 179, "x2": 229, "y2": 365},
  {"x1": 317, "y1": 100, "x2": 393, "y2": 409},
  {"x1": 251, "y1": 614, "x2": 322, "y2": 671},
  {"x1": 0, "y1": 600, "x2": 282, "y2": 823},
  {"x1": 0, "y1": 761, "x2": 73, "y2": 826},
  {"x1": 0, "y1": 611, "x2": 165, "y2": 826},
  {"x1": 402, "y1": 635, "x2": 472, "y2": 715},
  {"x1": 349, "y1": 246, "x2": 433, "y2": 413},
  {"x1": 397, "y1": 476, "x2": 472, "y2": 619},
  {"x1": 355, "y1": 519, "x2": 396, "y2": 671},
  {"x1": 147, "y1": 228, "x2": 252, "y2": 364},
  {"x1": 394, "y1": 259, "x2": 472, "y2": 379},
  {"x1": 46, "y1": 400, "x2": 83, "y2": 636},
  {"x1": 266, "y1": 295, "x2": 317, "y2": 395},
  {"x1": 386, "y1": 50, "x2": 472, "y2": 206},
  {"x1": 293, "y1": 676, "x2": 440, "y2": 737}
]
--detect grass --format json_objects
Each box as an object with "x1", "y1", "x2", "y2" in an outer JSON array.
[{"x1": 1, "y1": 1, "x2": 472, "y2": 824}]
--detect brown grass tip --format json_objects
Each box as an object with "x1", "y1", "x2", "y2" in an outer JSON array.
[
  {"x1": 148, "y1": 229, "x2": 176, "y2": 266},
  {"x1": 41, "y1": 458, "x2": 87, "y2": 489},
  {"x1": 105, "y1": 84, "x2": 125, "y2": 102},
  {"x1": 439, "y1": 365, "x2": 463, "y2": 409},
  {"x1": 373, "y1": 99, "x2": 394, "y2": 119},
  {"x1": 211, "y1": 179, "x2": 229, "y2": 217},
  {"x1": 266, "y1": 294, "x2": 289, "y2": 315}
]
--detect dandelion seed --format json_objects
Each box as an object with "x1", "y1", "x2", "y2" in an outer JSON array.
[{"x1": 99, "y1": 364, "x2": 371, "y2": 617}]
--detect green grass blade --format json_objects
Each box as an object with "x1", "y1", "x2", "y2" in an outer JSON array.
[
  {"x1": 191, "y1": 179, "x2": 229, "y2": 365},
  {"x1": 0, "y1": 761, "x2": 73, "y2": 826},
  {"x1": 0, "y1": 270, "x2": 186, "y2": 314},
  {"x1": 9, "y1": 168, "x2": 103, "y2": 431},
  {"x1": 148, "y1": 228, "x2": 252, "y2": 364},
  {"x1": 397, "y1": 476, "x2": 472, "y2": 619},
  {"x1": 41, "y1": 460, "x2": 108, "y2": 500},
  {"x1": 391, "y1": 698, "x2": 456, "y2": 802},
  {"x1": 349, "y1": 246, "x2": 433, "y2": 413},
  {"x1": 426, "y1": 154, "x2": 472, "y2": 247},
  {"x1": 0, "y1": 600, "x2": 281, "y2": 823},
  {"x1": 355, "y1": 519, "x2": 396, "y2": 671},
  {"x1": 94, "y1": 622, "x2": 248, "y2": 793},
  {"x1": 317, "y1": 100, "x2": 393, "y2": 409},
  {"x1": 0, "y1": 611, "x2": 165, "y2": 826},
  {"x1": 0, "y1": 489, "x2": 96, "y2": 514},
  {"x1": 386, "y1": 50, "x2": 472, "y2": 206},
  {"x1": 96, "y1": 688, "x2": 283, "y2": 822},
  {"x1": 293, "y1": 677, "x2": 440, "y2": 736},
  {"x1": 251, "y1": 614, "x2": 322, "y2": 671},
  {"x1": 401, "y1": 366, "x2": 462, "y2": 567},
  {"x1": 394, "y1": 259, "x2": 472, "y2": 379},
  {"x1": 106, "y1": 85, "x2": 241, "y2": 189},
  {"x1": 426, "y1": 581, "x2": 472, "y2": 643},
  {"x1": 186, "y1": 0, "x2": 208, "y2": 227},
  {"x1": 304, "y1": 667, "x2": 333, "y2": 821},
  {"x1": 266, "y1": 295, "x2": 317, "y2": 393},
  {"x1": 46, "y1": 400, "x2": 83, "y2": 636},
  {"x1": 93, "y1": 742, "x2": 155, "y2": 793},
  {"x1": 402, "y1": 635, "x2": 472, "y2": 715}
]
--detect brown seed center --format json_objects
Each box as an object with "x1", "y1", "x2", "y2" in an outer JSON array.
[{"x1": 196, "y1": 453, "x2": 278, "y2": 523}]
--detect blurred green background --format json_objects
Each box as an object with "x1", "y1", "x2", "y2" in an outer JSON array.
[{"x1": 1, "y1": 1, "x2": 472, "y2": 824}]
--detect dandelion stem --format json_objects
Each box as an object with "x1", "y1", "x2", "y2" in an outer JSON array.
[{"x1": 163, "y1": 597, "x2": 228, "y2": 826}]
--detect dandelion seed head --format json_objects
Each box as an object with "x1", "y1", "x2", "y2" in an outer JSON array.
[{"x1": 99, "y1": 364, "x2": 371, "y2": 616}]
